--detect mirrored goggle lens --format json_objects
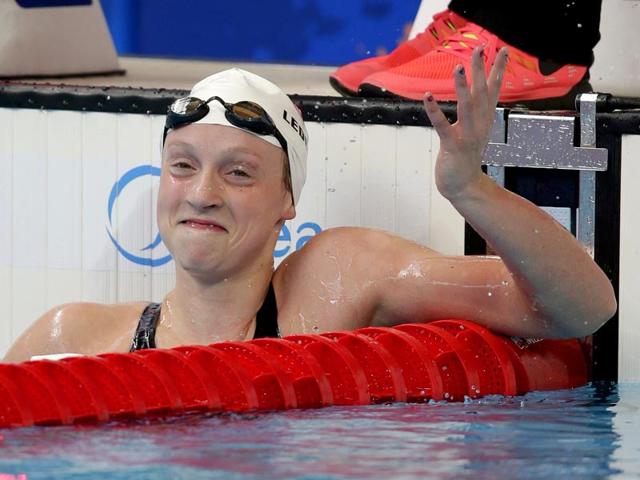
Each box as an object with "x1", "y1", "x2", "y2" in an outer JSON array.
[
  {"x1": 230, "y1": 101, "x2": 267, "y2": 121},
  {"x1": 171, "y1": 97, "x2": 205, "y2": 115}
]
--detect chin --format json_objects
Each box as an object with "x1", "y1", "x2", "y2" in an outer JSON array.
[
  {"x1": 169, "y1": 243, "x2": 221, "y2": 270},
  {"x1": 178, "y1": 257, "x2": 227, "y2": 279}
]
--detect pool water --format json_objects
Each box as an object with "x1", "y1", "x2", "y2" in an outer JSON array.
[{"x1": 0, "y1": 383, "x2": 638, "y2": 479}]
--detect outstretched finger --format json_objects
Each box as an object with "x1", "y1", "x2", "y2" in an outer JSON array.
[
  {"x1": 487, "y1": 47, "x2": 508, "y2": 108},
  {"x1": 471, "y1": 46, "x2": 489, "y2": 118},
  {"x1": 454, "y1": 64, "x2": 474, "y2": 137},
  {"x1": 423, "y1": 92, "x2": 453, "y2": 143}
]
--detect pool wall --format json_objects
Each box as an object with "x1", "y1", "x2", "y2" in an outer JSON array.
[
  {"x1": 0, "y1": 96, "x2": 463, "y2": 358},
  {"x1": 619, "y1": 135, "x2": 640, "y2": 382},
  {"x1": 0, "y1": 71, "x2": 635, "y2": 382}
]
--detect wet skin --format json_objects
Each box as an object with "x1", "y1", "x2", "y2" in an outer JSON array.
[{"x1": 3, "y1": 48, "x2": 617, "y2": 363}]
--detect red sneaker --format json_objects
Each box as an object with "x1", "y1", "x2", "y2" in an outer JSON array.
[
  {"x1": 359, "y1": 23, "x2": 592, "y2": 110},
  {"x1": 329, "y1": 9, "x2": 467, "y2": 96}
]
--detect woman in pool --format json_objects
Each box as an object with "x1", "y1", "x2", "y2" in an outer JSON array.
[{"x1": 3, "y1": 47, "x2": 616, "y2": 363}]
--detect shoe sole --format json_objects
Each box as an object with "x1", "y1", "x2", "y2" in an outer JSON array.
[
  {"x1": 329, "y1": 76, "x2": 360, "y2": 97},
  {"x1": 500, "y1": 77, "x2": 593, "y2": 110},
  {"x1": 359, "y1": 76, "x2": 593, "y2": 111},
  {"x1": 358, "y1": 82, "x2": 399, "y2": 99}
]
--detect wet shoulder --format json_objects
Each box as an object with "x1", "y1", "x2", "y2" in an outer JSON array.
[
  {"x1": 54, "y1": 301, "x2": 149, "y2": 354},
  {"x1": 4, "y1": 301, "x2": 150, "y2": 362},
  {"x1": 273, "y1": 227, "x2": 393, "y2": 332},
  {"x1": 274, "y1": 227, "x2": 359, "y2": 282},
  {"x1": 274, "y1": 226, "x2": 402, "y2": 282}
]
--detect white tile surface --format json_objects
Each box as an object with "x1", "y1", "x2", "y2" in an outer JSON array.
[
  {"x1": 618, "y1": 134, "x2": 640, "y2": 381},
  {"x1": 361, "y1": 125, "x2": 398, "y2": 233},
  {"x1": 2, "y1": 108, "x2": 462, "y2": 355}
]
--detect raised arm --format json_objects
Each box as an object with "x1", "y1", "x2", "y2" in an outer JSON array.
[
  {"x1": 421, "y1": 46, "x2": 616, "y2": 336},
  {"x1": 364, "y1": 46, "x2": 616, "y2": 338}
]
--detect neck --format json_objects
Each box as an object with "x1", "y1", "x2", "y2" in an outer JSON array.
[{"x1": 160, "y1": 256, "x2": 275, "y2": 345}]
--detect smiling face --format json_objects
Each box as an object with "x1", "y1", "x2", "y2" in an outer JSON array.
[{"x1": 158, "y1": 123, "x2": 296, "y2": 279}]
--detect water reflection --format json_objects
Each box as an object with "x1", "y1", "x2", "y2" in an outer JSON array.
[
  {"x1": 610, "y1": 383, "x2": 640, "y2": 479},
  {"x1": 0, "y1": 383, "x2": 634, "y2": 480}
]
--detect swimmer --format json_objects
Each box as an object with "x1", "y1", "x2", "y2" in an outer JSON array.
[{"x1": 3, "y1": 47, "x2": 617, "y2": 363}]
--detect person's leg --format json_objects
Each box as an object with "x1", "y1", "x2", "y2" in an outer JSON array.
[{"x1": 448, "y1": 0, "x2": 602, "y2": 66}]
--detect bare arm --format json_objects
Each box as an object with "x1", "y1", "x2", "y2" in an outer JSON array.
[
  {"x1": 370, "y1": 47, "x2": 616, "y2": 338},
  {"x1": 444, "y1": 175, "x2": 615, "y2": 337}
]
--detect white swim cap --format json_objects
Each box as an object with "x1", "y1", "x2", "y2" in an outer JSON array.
[{"x1": 188, "y1": 68, "x2": 308, "y2": 205}]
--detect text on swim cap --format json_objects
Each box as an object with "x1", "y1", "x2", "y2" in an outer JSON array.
[{"x1": 282, "y1": 110, "x2": 307, "y2": 146}]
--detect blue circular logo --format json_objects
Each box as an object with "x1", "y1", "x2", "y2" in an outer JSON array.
[{"x1": 106, "y1": 165, "x2": 172, "y2": 267}]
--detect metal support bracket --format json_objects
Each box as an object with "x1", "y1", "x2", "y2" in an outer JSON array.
[
  {"x1": 483, "y1": 94, "x2": 606, "y2": 257},
  {"x1": 484, "y1": 111, "x2": 607, "y2": 171},
  {"x1": 577, "y1": 93, "x2": 600, "y2": 258},
  {"x1": 486, "y1": 108, "x2": 506, "y2": 187}
]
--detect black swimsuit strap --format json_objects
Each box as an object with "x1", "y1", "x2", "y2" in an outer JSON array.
[
  {"x1": 130, "y1": 302, "x2": 161, "y2": 352},
  {"x1": 129, "y1": 282, "x2": 280, "y2": 352},
  {"x1": 252, "y1": 281, "x2": 281, "y2": 339}
]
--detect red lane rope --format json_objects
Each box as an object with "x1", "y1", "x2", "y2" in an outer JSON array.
[{"x1": 0, "y1": 320, "x2": 588, "y2": 427}]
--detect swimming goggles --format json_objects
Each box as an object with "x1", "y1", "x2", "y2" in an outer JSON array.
[{"x1": 163, "y1": 95, "x2": 288, "y2": 153}]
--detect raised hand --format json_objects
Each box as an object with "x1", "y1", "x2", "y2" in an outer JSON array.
[{"x1": 423, "y1": 46, "x2": 509, "y2": 201}]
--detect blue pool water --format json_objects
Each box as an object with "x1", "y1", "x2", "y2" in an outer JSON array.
[{"x1": 1, "y1": 383, "x2": 639, "y2": 479}]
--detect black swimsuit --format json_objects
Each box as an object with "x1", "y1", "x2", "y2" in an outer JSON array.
[{"x1": 130, "y1": 282, "x2": 281, "y2": 352}]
